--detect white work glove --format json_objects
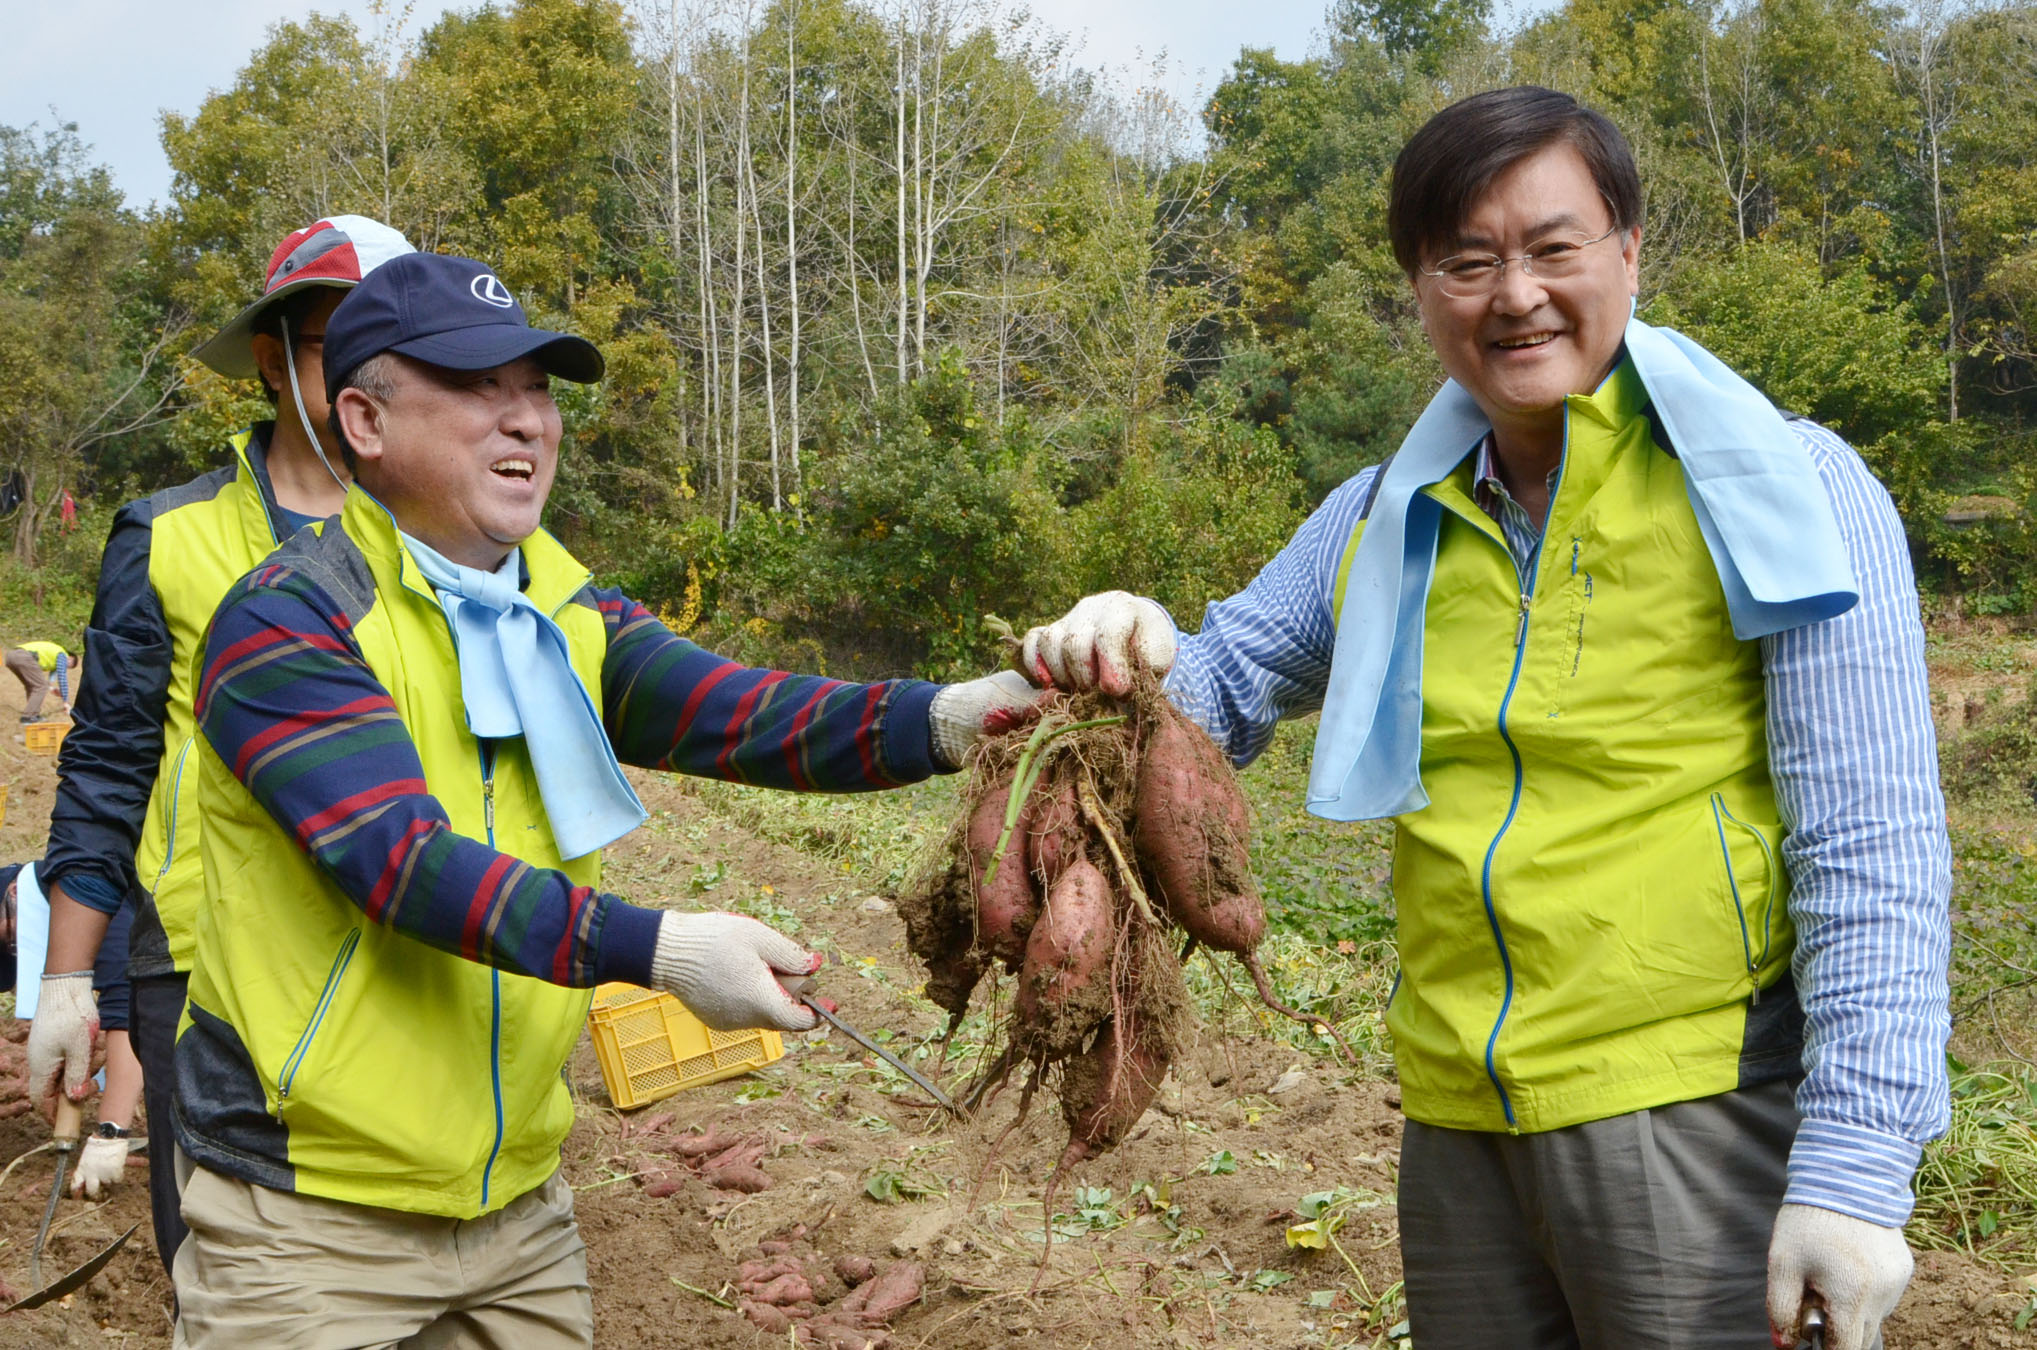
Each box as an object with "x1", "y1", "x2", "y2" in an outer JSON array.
[
  {"x1": 1019, "y1": 591, "x2": 1176, "y2": 696},
  {"x1": 1767, "y1": 1202, "x2": 1913, "y2": 1350},
  {"x1": 69, "y1": 1133, "x2": 130, "y2": 1199},
  {"x1": 26, "y1": 972, "x2": 100, "y2": 1108},
  {"x1": 650, "y1": 911, "x2": 823, "y2": 1033},
  {"x1": 928, "y1": 670, "x2": 1040, "y2": 769}
]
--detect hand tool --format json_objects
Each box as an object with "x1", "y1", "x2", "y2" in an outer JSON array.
[
  {"x1": 797, "y1": 992, "x2": 963, "y2": 1117},
  {"x1": 8, "y1": 1096, "x2": 138, "y2": 1312},
  {"x1": 6, "y1": 1223, "x2": 138, "y2": 1312},
  {"x1": 29, "y1": 1097, "x2": 81, "y2": 1291},
  {"x1": 1798, "y1": 1306, "x2": 1828, "y2": 1350}
]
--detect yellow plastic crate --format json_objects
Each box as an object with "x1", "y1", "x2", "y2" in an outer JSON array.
[
  {"x1": 587, "y1": 982, "x2": 784, "y2": 1110},
  {"x1": 24, "y1": 720, "x2": 69, "y2": 757}
]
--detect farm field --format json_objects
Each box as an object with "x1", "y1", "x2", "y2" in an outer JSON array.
[{"x1": 0, "y1": 628, "x2": 2033, "y2": 1348}]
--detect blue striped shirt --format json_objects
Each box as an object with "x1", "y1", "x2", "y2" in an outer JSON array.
[{"x1": 1163, "y1": 419, "x2": 1952, "y2": 1228}]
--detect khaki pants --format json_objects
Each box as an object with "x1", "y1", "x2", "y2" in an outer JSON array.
[
  {"x1": 6, "y1": 648, "x2": 50, "y2": 719},
  {"x1": 171, "y1": 1156, "x2": 592, "y2": 1350}
]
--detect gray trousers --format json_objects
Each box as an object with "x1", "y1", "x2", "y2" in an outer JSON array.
[{"x1": 1399, "y1": 1079, "x2": 1846, "y2": 1350}]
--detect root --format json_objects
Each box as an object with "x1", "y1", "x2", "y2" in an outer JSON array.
[
  {"x1": 1032, "y1": 1141, "x2": 1079, "y2": 1295},
  {"x1": 1238, "y1": 950, "x2": 1362, "y2": 1070},
  {"x1": 963, "y1": 1044, "x2": 1016, "y2": 1115},
  {"x1": 966, "y1": 1109, "x2": 1030, "y2": 1214},
  {"x1": 1078, "y1": 774, "x2": 1160, "y2": 928}
]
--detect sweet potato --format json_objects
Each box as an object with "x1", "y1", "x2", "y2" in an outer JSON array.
[
  {"x1": 837, "y1": 1260, "x2": 924, "y2": 1324},
  {"x1": 1026, "y1": 775, "x2": 1083, "y2": 889},
  {"x1": 750, "y1": 1272, "x2": 817, "y2": 1306},
  {"x1": 1028, "y1": 1012, "x2": 1173, "y2": 1292},
  {"x1": 798, "y1": 1320, "x2": 892, "y2": 1350},
  {"x1": 920, "y1": 944, "x2": 988, "y2": 1020},
  {"x1": 667, "y1": 1129, "x2": 737, "y2": 1158},
  {"x1": 1133, "y1": 703, "x2": 1265, "y2": 953},
  {"x1": 965, "y1": 781, "x2": 1039, "y2": 966},
  {"x1": 737, "y1": 1257, "x2": 803, "y2": 1293},
  {"x1": 1058, "y1": 1013, "x2": 1171, "y2": 1163},
  {"x1": 743, "y1": 1300, "x2": 797, "y2": 1334},
  {"x1": 1013, "y1": 859, "x2": 1115, "y2": 1057}
]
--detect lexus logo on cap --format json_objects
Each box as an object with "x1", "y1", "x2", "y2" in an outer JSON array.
[{"x1": 471, "y1": 274, "x2": 516, "y2": 309}]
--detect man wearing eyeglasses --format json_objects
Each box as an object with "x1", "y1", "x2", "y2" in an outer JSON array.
[
  {"x1": 1018, "y1": 87, "x2": 1947, "y2": 1350},
  {"x1": 29, "y1": 216, "x2": 415, "y2": 1278}
]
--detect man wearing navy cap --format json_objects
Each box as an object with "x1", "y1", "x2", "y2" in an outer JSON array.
[
  {"x1": 167, "y1": 252, "x2": 1033, "y2": 1346},
  {"x1": 30, "y1": 215, "x2": 414, "y2": 1277}
]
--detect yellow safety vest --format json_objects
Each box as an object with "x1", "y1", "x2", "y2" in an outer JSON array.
[
  {"x1": 1333, "y1": 361, "x2": 1794, "y2": 1133},
  {"x1": 133, "y1": 429, "x2": 298, "y2": 974},
  {"x1": 181, "y1": 487, "x2": 608, "y2": 1217}
]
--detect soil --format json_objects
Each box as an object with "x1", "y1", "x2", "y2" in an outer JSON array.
[{"x1": 0, "y1": 678, "x2": 2032, "y2": 1347}]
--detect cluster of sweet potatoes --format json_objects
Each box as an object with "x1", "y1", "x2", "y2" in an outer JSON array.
[
  {"x1": 616, "y1": 1117, "x2": 781, "y2": 1196},
  {"x1": 901, "y1": 683, "x2": 1334, "y2": 1195},
  {"x1": 0, "y1": 1023, "x2": 31, "y2": 1121},
  {"x1": 733, "y1": 1225, "x2": 923, "y2": 1349}
]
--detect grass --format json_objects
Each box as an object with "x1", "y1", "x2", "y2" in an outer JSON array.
[
  {"x1": 1924, "y1": 664, "x2": 2037, "y2": 1266},
  {"x1": 1911, "y1": 1059, "x2": 2037, "y2": 1266}
]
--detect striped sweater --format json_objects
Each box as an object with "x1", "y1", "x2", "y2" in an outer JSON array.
[{"x1": 196, "y1": 557, "x2": 941, "y2": 990}]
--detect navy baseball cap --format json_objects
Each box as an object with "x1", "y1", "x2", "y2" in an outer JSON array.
[{"x1": 322, "y1": 252, "x2": 604, "y2": 402}]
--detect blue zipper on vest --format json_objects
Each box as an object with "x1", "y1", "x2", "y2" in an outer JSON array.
[
  {"x1": 1477, "y1": 450, "x2": 1568, "y2": 1131},
  {"x1": 1710, "y1": 793, "x2": 1775, "y2": 1003},
  {"x1": 151, "y1": 738, "x2": 195, "y2": 894},
  {"x1": 479, "y1": 741, "x2": 505, "y2": 1209},
  {"x1": 279, "y1": 929, "x2": 360, "y2": 1099}
]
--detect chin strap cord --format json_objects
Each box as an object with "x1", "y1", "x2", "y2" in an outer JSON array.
[{"x1": 282, "y1": 321, "x2": 349, "y2": 494}]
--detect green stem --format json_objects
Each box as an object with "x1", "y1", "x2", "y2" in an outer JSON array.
[
  {"x1": 669, "y1": 1276, "x2": 735, "y2": 1309},
  {"x1": 982, "y1": 715, "x2": 1125, "y2": 887}
]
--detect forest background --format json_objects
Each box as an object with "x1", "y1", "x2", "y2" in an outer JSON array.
[{"x1": 6, "y1": 0, "x2": 2037, "y2": 676}]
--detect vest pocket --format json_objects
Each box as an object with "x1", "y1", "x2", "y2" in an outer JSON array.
[
  {"x1": 151, "y1": 736, "x2": 197, "y2": 894},
  {"x1": 1709, "y1": 794, "x2": 1778, "y2": 992},
  {"x1": 1543, "y1": 551, "x2": 1593, "y2": 721},
  {"x1": 278, "y1": 929, "x2": 361, "y2": 1101}
]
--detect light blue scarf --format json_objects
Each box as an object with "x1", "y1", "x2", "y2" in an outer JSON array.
[
  {"x1": 1305, "y1": 317, "x2": 1859, "y2": 823},
  {"x1": 403, "y1": 533, "x2": 646, "y2": 859}
]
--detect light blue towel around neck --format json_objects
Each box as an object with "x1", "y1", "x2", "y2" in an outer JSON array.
[
  {"x1": 402, "y1": 533, "x2": 646, "y2": 859},
  {"x1": 1304, "y1": 317, "x2": 1860, "y2": 823}
]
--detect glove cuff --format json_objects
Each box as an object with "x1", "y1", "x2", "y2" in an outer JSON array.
[
  {"x1": 41, "y1": 971, "x2": 97, "y2": 1014},
  {"x1": 649, "y1": 911, "x2": 704, "y2": 991},
  {"x1": 927, "y1": 685, "x2": 972, "y2": 771}
]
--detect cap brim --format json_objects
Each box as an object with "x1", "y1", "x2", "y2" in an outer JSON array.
[
  {"x1": 189, "y1": 275, "x2": 357, "y2": 379},
  {"x1": 389, "y1": 326, "x2": 605, "y2": 384}
]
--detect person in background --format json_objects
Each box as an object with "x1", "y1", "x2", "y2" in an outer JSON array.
[
  {"x1": 1021, "y1": 87, "x2": 1947, "y2": 1350},
  {"x1": 72, "y1": 892, "x2": 142, "y2": 1198},
  {"x1": 2, "y1": 860, "x2": 140, "y2": 1186},
  {"x1": 27, "y1": 216, "x2": 417, "y2": 1279},
  {"x1": 6, "y1": 641, "x2": 74, "y2": 722}
]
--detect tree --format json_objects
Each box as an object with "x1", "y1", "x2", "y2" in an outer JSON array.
[{"x1": 0, "y1": 122, "x2": 183, "y2": 567}]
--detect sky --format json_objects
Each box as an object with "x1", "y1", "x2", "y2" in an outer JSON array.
[{"x1": 1, "y1": 0, "x2": 1338, "y2": 213}]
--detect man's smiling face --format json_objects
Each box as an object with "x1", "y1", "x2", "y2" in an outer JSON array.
[
  {"x1": 1413, "y1": 140, "x2": 1641, "y2": 444},
  {"x1": 354, "y1": 353, "x2": 561, "y2": 569}
]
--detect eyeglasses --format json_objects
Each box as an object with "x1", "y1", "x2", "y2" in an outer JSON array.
[{"x1": 1418, "y1": 223, "x2": 1622, "y2": 299}]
